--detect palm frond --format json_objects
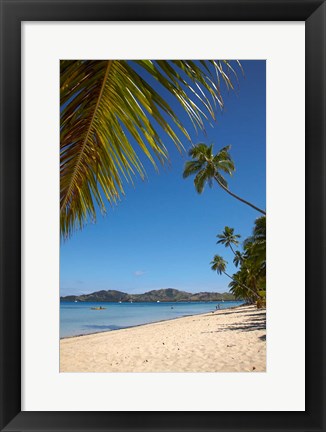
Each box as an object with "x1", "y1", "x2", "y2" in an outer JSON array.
[
  {"x1": 216, "y1": 159, "x2": 235, "y2": 175},
  {"x1": 233, "y1": 251, "x2": 243, "y2": 267},
  {"x1": 210, "y1": 254, "x2": 227, "y2": 274},
  {"x1": 182, "y1": 160, "x2": 205, "y2": 179},
  {"x1": 214, "y1": 172, "x2": 228, "y2": 189},
  {"x1": 194, "y1": 170, "x2": 210, "y2": 194},
  {"x1": 188, "y1": 143, "x2": 211, "y2": 159},
  {"x1": 213, "y1": 146, "x2": 234, "y2": 174},
  {"x1": 253, "y1": 216, "x2": 266, "y2": 238},
  {"x1": 60, "y1": 60, "x2": 241, "y2": 238}
]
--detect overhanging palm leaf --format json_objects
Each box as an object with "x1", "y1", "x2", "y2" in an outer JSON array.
[{"x1": 61, "y1": 60, "x2": 241, "y2": 238}]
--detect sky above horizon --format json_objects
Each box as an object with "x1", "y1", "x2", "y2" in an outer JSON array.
[{"x1": 60, "y1": 60, "x2": 266, "y2": 297}]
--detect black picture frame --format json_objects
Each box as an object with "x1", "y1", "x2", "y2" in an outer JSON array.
[{"x1": 0, "y1": 0, "x2": 325, "y2": 431}]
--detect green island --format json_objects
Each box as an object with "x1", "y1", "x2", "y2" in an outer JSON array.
[{"x1": 60, "y1": 288, "x2": 235, "y2": 303}]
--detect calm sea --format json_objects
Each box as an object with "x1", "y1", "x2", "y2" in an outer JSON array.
[{"x1": 60, "y1": 300, "x2": 245, "y2": 338}]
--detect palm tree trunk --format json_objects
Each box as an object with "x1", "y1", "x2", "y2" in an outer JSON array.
[
  {"x1": 229, "y1": 244, "x2": 236, "y2": 255},
  {"x1": 215, "y1": 177, "x2": 266, "y2": 215},
  {"x1": 223, "y1": 271, "x2": 261, "y2": 299}
]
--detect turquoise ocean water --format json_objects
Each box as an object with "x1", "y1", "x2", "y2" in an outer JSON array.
[{"x1": 60, "y1": 300, "x2": 244, "y2": 338}]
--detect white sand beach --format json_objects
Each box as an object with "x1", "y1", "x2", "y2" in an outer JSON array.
[{"x1": 60, "y1": 305, "x2": 266, "y2": 373}]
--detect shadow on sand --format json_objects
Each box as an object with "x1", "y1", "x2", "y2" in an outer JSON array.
[{"x1": 201, "y1": 309, "x2": 266, "y2": 334}]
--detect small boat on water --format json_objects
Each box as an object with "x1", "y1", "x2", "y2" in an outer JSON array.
[{"x1": 90, "y1": 306, "x2": 106, "y2": 310}]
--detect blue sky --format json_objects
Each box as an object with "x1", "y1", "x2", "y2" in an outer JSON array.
[{"x1": 60, "y1": 60, "x2": 266, "y2": 296}]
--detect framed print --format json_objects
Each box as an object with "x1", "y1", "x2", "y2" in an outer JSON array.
[{"x1": 0, "y1": 0, "x2": 325, "y2": 431}]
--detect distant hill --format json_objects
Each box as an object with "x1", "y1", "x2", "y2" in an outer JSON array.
[{"x1": 60, "y1": 288, "x2": 235, "y2": 303}]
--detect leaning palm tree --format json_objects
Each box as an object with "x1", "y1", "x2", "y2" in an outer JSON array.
[
  {"x1": 210, "y1": 254, "x2": 260, "y2": 299},
  {"x1": 60, "y1": 60, "x2": 241, "y2": 238},
  {"x1": 183, "y1": 143, "x2": 266, "y2": 214},
  {"x1": 217, "y1": 226, "x2": 241, "y2": 254}
]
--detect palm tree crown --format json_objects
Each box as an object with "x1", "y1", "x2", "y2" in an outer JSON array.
[
  {"x1": 217, "y1": 226, "x2": 241, "y2": 254},
  {"x1": 183, "y1": 144, "x2": 234, "y2": 194},
  {"x1": 210, "y1": 255, "x2": 227, "y2": 275},
  {"x1": 183, "y1": 143, "x2": 266, "y2": 215}
]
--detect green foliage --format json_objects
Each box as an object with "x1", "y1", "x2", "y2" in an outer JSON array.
[
  {"x1": 211, "y1": 217, "x2": 266, "y2": 304},
  {"x1": 228, "y1": 216, "x2": 266, "y2": 303},
  {"x1": 60, "y1": 288, "x2": 236, "y2": 303},
  {"x1": 210, "y1": 254, "x2": 227, "y2": 275},
  {"x1": 60, "y1": 60, "x2": 241, "y2": 238},
  {"x1": 233, "y1": 251, "x2": 243, "y2": 268},
  {"x1": 183, "y1": 144, "x2": 234, "y2": 194},
  {"x1": 183, "y1": 143, "x2": 266, "y2": 214},
  {"x1": 217, "y1": 226, "x2": 241, "y2": 254}
]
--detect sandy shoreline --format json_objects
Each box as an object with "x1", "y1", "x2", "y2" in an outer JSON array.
[{"x1": 60, "y1": 305, "x2": 266, "y2": 372}]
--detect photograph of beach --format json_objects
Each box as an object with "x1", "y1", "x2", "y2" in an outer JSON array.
[{"x1": 60, "y1": 60, "x2": 266, "y2": 373}]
